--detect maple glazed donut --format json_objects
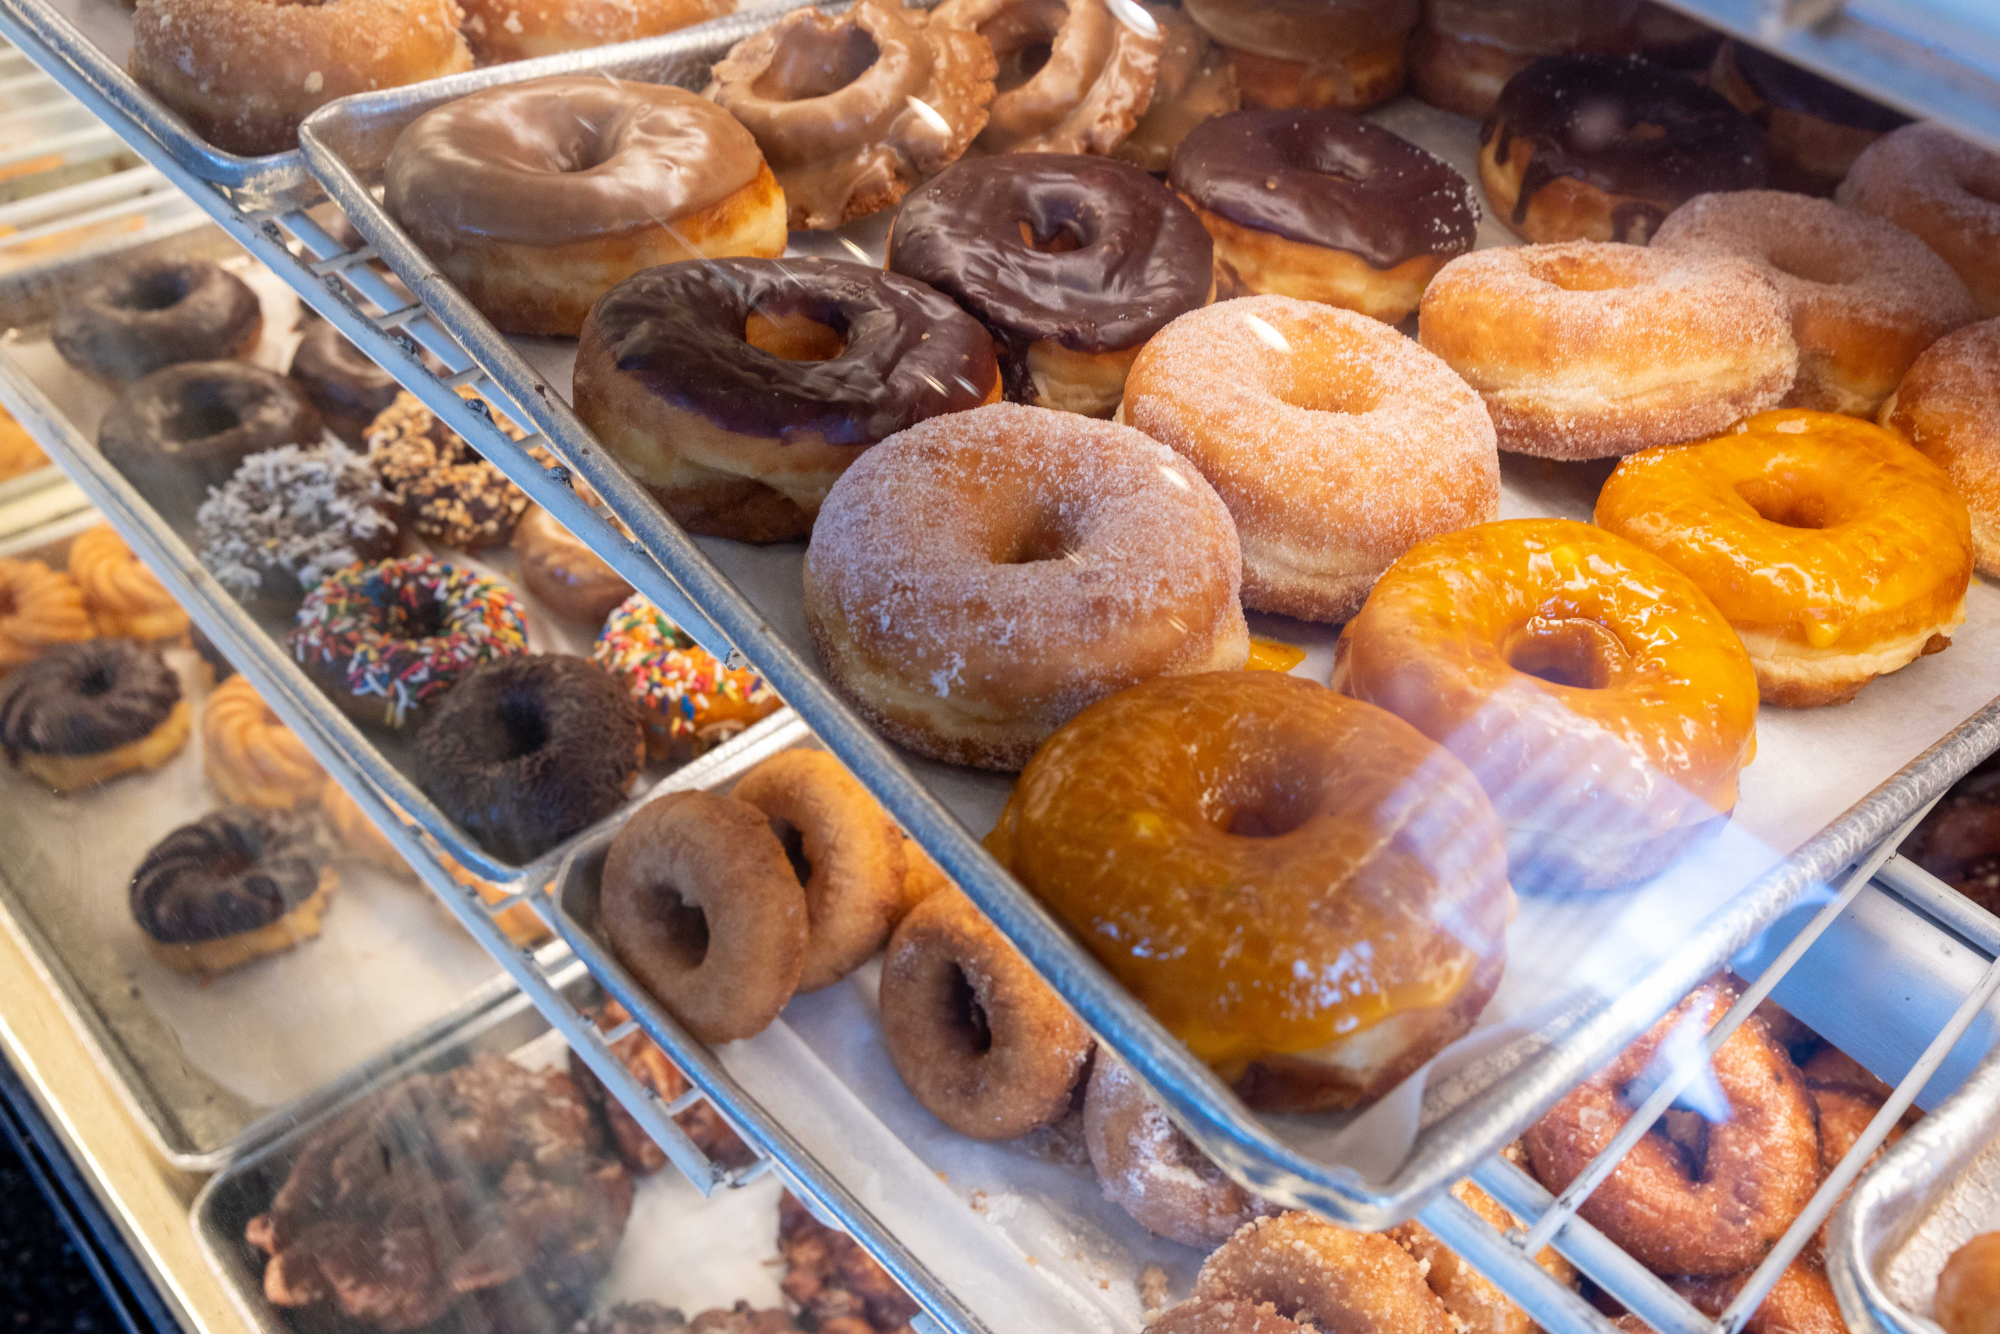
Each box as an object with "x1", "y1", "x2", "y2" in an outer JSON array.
[
  {"x1": 574, "y1": 257, "x2": 1000, "y2": 544},
  {"x1": 1713, "y1": 40, "x2": 1910, "y2": 196},
  {"x1": 458, "y1": 0, "x2": 725, "y2": 62},
  {"x1": 1841, "y1": 123, "x2": 2000, "y2": 318},
  {"x1": 383, "y1": 76, "x2": 786, "y2": 337},
  {"x1": 1111, "y1": 6, "x2": 1240, "y2": 174},
  {"x1": 1407, "y1": 0, "x2": 1639, "y2": 120},
  {"x1": 930, "y1": 0, "x2": 1161, "y2": 153},
  {"x1": 1083, "y1": 1056, "x2": 1275, "y2": 1247},
  {"x1": 1882, "y1": 320, "x2": 2000, "y2": 576},
  {"x1": 1122, "y1": 296, "x2": 1498, "y2": 622},
  {"x1": 803, "y1": 403, "x2": 1247, "y2": 771},
  {"x1": 1182, "y1": 0, "x2": 1415, "y2": 111},
  {"x1": 1332, "y1": 519, "x2": 1760, "y2": 890},
  {"x1": 1596, "y1": 409, "x2": 1973, "y2": 707},
  {"x1": 988, "y1": 671, "x2": 1512, "y2": 1112},
  {"x1": 1418, "y1": 241, "x2": 1797, "y2": 460}
]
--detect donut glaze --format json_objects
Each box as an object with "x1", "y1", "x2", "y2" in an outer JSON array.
[
  {"x1": 1882, "y1": 320, "x2": 2000, "y2": 576},
  {"x1": 129, "y1": 808, "x2": 329, "y2": 947},
  {"x1": 99, "y1": 362, "x2": 324, "y2": 517},
  {"x1": 0, "y1": 640, "x2": 191, "y2": 789},
  {"x1": 52, "y1": 259, "x2": 261, "y2": 384},
  {"x1": 931, "y1": 0, "x2": 1161, "y2": 154},
  {"x1": 288, "y1": 318, "x2": 400, "y2": 446}
]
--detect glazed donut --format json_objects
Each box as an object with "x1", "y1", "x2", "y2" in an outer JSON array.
[
  {"x1": 1596, "y1": 410, "x2": 1972, "y2": 706},
  {"x1": 1938, "y1": 1234, "x2": 2000, "y2": 1334},
  {"x1": 1121, "y1": 296, "x2": 1498, "y2": 622},
  {"x1": 511, "y1": 505, "x2": 631, "y2": 625},
  {"x1": 0, "y1": 559, "x2": 92, "y2": 674},
  {"x1": 68, "y1": 524, "x2": 188, "y2": 643},
  {"x1": 989, "y1": 671, "x2": 1511, "y2": 1112},
  {"x1": 52, "y1": 259, "x2": 261, "y2": 384},
  {"x1": 98, "y1": 362, "x2": 324, "y2": 517},
  {"x1": 384, "y1": 76, "x2": 786, "y2": 337},
  {"x1": 1653, "y1": 191, "x2": 1978, "y2": 416},
  {"x1": 803, "y1": 403, "x2": 1247, "y2": 771},
  {"x1": 1523, "y1": 980, "x2": 1820, "y2": 1275},
  {"x1": 1083, "y1": 1055, "x2": 1275, "y2": 1247},
  {"x1": 1881, "y1": 320, "x2": 2000, "y2": 576},
  {"x1": 1673, "y1": 1260, "x2": 1848, "y2": 1334},
  {"x1": 706, "y1": 0, "x2": 995, "y2": 230},
  {"x1": 0, "y1": 406, "x2": 47, "y2": 483},
  {"x1": 573, "y1": 257, "x2": 999, "y2": 543},
  {"x1": 1387, "y1": 1181, "x2": 1580, "y2": 1334},
  {"x1": 129, "y1": 809, "x2": 337, "y2": 976},
  {"x1": 1418, "y1": 242, "x2": 1797, "y2": 459},
  {"x1": 1168, "y1": 111, "x2": 1478, "y2": 320},
  {"x1": 287, "y1": 318, "x2": 400, "y2": 446},
  {"x1": 731, "y1": 749, "x2": 906, "y2": 993},
  {"x1": 1406, "y1": 0, "x2": 1639, "y2": 120},
  {"x1": 129, "y1": 0, "x2": 471, "y2": 156},
  {"x1": 877, "y1": 888, "x2": 1092, "y2": 1140},
  {"x1": 1332, "y1": 519, "x2": 1760, "y2": 890},
  {"x1": 459, "y1": 0, "x2": 725, "y2": 62},
  {"x1": 931, "y1": 0, "x2": 1161, "y2": 153},
  {"x1": 1479, "y1": 55, "x2": 1766, "y2": 245},
  {"x1": 1712, "y1": 41, "x2": 1910, "y2": 196},
  {"x1": 365, "y1": 392, "x2": 531, "y2": 550},
  {"x1": 592, "y1": 594, "x2": 784, "y2": 764},
  {"x1": 1191, "y1": 1213, "x2": 1455, "y2": 1333},
  {"x1": 1111, "y1": 6, "x2": 1239, "y2": 174},
  {"x1": 1183, "y1": 0, "x2": 1415, "y2": 111},
  {"x1": 887, "y1": 155, "x2": 1212, "y2": 415},
  {"x1": 201, "y1": 674, "x2": 326, "y2": 811},
  {"x1": 600, "y1": 788, "x2": 809, "y2": 1043},
  {"x1": 1841, "y1": 124, "x2": 2000, "y2": 318},
  {"x1": 0, "y1": 641, "x2": 192, "y2": 791},
  {"x1": 194, "y1": 443, "x2": 399, "y2": 609}
]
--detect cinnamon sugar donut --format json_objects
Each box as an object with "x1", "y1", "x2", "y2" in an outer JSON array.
[
  {"x1": 1183, "y1": 0, "x2": 1415, "y2": 112},
  {"x1": 1937, "y1": 1235, "x2": 2000, "y2": 1334},
  {"x1": 201, "y1": 674, "x2": 325, "y2": 811},
  {"x1": 932, "y1": 0, "x2": 1162, "y2": 154},
  {"x1": 1841, "y1": 123, "x2": 2000, "y2": 318},
  {"x1": 1387, "y1": 1182, "x2": 1579, "y2": 1334},
  {"x1": 1191, "y1": 1213, "x2": 1455, "y2": 1334},
  {"x1": 878, "y1": 888, "x2": 1092, "y2": 1140},
  {"x1": 69, "y1": 524, "x2": 187, "y2": 643},
  {"x1": 1674, "y1": 1260, "x2": 1849, "y2": 1334},
  {"x1": 0, "y1": 559, "x2": 92, "y2": 674},
  {"x1": 459, "y1": 0, "x2": 726, "y2": 62},
  {"x1": 1150, "y1": 1300, "x2": 1315, "y2": 1334},
  {"x1": 1881, "y1": 320, "x2": 2000, "y2": 576},
  {"x1": 1654, "y1": 190, "x2": 1978, "y2": 416}
]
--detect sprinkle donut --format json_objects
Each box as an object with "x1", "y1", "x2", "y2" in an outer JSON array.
[
  {"x1": 1083, "y1": 1056, "x2": 1276, "y2": 1247},
  {"x1": 592, "y1": 594, "x2": 783, "y2": 764}
]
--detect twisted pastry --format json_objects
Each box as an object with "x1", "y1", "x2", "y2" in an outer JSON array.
[
  {"x1": 0, "y1": 559, "x2": 93, "y2": 674},
  {"x1": 201, "y1": 674, "x2": 325, "y2": 811},
  {"x1": 69, "y1": 523, "x2": 188, "y2": 643}
]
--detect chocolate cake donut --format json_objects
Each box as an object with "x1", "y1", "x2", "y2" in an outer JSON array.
[
  {"x1": 99, "y1": 362, "x2": 324, "y2": 518},
  {"x1": 288, "y1": 317, "x2": 401, "y2": 445},
  {"x1": 0, "y1": 640, "x2": 190, "y2": 790},
  {"x1": 52, "y1": 258, "x2": 262, "y2": 384},
  {"x1": 129, "y1": 807, "x2": 336, "y2": 974}
]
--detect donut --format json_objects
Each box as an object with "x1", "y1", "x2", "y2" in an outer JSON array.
[
  {"x1": 803, "y1": 403, "x2": 1248, "y2": 771},
  {"x1": 988, "y1": 671, "x2": 1511, "y2": 1112},
  {"x1": 1595, "y1": 409, "x2": 1973, "y2": 706},
  {"x1": 1882, "y1": 320, "x2": 2000, "y2": 576},
  {"x1": 886, "y1": 154, "x2": 1213, "y2": 415},
  {"x1": 706, "y1": 0, "x2": 995, "y2": 230},
  {"x1": 877, "y1": 888, "x2": 1091, "y2": 1140},
  {"x1": 0, "y1": 640, "x2": 192, "y2": 791},
  {"x1": 1181, "y1": 0, "x2": 1415, "y2": 111},
  {"x1": 289, "y1": 555, "x2": 530, "y2": 730},
  {"x1": 1168, "y1": 110, "x2": 1479, "y2": 321},
  {"x1": 1418, "y1": 242, "x2": 1798, "y2": 460},
  {"x1": 1522, "y1": 980, "x2": 1820, "y2": 1275},
  {"x1": 1331, "y1": 519, "x2": 1760, "y2": 890},
  {"x1": 931, "y1": 0, "x2": 1160, "y2": 153},
  {"x1": 129, "y1": 808, "x2": 336, "y2": 975},
  {"x1": 573, "y1": 257, "x2": 1000, "y2": 543},
  {"x1": 1190, "y1": 1213, "x2": 1455, "y2": 1333},
  {"x1": 1802, "y1": 1052, "x2": 1909, "y2": 1259},
  {"x1": 1146, "y1": 1298, "x2": 1306, "y2": 1334},
  {"x1": 1841, "y1": 123, "x2": 2000, "y2": 318},
  {"x1": 414, "y1": 654, "x2": 643, "y2": 862},
  {"x1": 731, "y1": 749, "x2": 906, "y2": 993},
  {"x1": 287, "y1": 318, "x2": 400, "y2": 446},
  {"x1": 68, "y1": 524, "x2": 189, "y2": 643},
  {"x1": 51, "y1": 259, "x2": 261, "y2": 384},
  {"x1": 1406, "y1": 0, "x2": 1639, "y2": 120},
  {"x1": 1712, "y1": 40, "x2": 1910, "y2": 196},
  {"x1": 1479, "y1": 55, "x2": 1766, "y2": 246},
  {"x1": 194, "y1": 443, "x2": 399, "y2": 609},
  {"x1": 511, "y1": 505, "x2": 631, "y2": 625},
  {"x1": 98, "y1": 362, "x2": 324, "y2": 517},
  {"x1": 459, "y1": 0, "x2": 725, "y2": 62},
  {"x1": 1120, "y1": 296, "x2": 1499, "y2": 622},
  {"x1": 1110, "y1": 6, "x2": 1239, "y2": 174},
  {"x1": 592, "y1": 594, "x2": 783, "y2": 764},
  {"x1": 600, "y1": 788, "x2": 809, "y2": 1043},
  {"x1": 365, "y1": 391, "x2": 532, "y2": 550},
  {"x1": 1938, "y1": 1234, "x2": 2000, "y2": 1334},
  {"x1": 1653, "y1": 191, "x2": 1978, "y2": 416},
  {"x1": 202, "y1": 674, "x2": 326, "y2": 811},
  {"x1": 1672, "y1": 1259, "x2": 1849, "y2": 1334},
  {"x1": 383, "y1": 76, "x2": 785, "y2": 337},
  {"x1": 0, "y1": 406, "x2": 47, "y2": 483},
  {"x1": 0, "y1": 559, "x2": 92, "y2": 674},
  {"x1": 1082, "y1": 1055, "x2": 1276, "y2": 1247},
  {"x1": 1629, "y1": 1, "x2": 1722, "y2": 70},
  {"x1": 897, "y1": 836, "x2": 953, "y2": 922},
  {"x1": 1386, "y1": 1181, "x2": 1580, "y2": 1334}
]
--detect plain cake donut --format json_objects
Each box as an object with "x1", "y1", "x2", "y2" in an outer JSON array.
[
  {"x1": 52, "y1": 258, "x2": 261, "y2": 384},
  {"x1": 1881, "y1": 319, "x2": 2000, "y2": 576},
  {"x1": 1840, "y1": 123, "x2": 2000, "y2": 318}
]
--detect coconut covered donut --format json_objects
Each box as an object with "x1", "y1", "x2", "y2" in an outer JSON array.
[
  {"x1": 1841, "y1": 123, "x2": 2000, "y2": 318},
  {"x1": 1882, "y1": 320, "x2": 2000, "y2": 576},
  {"x1": 932, "y1": 0, "x2": 1163, "y2": 154}
]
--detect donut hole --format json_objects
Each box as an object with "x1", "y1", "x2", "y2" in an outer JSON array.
[
  {"x1": 1527, "y1": 252, "x2": 1637, "y2": 292},
  {"x1": 754, "y1": 22, "x2": 880, "y2": 100},
  {"x1": 1206, "y1": 750, "x2": 1322, "y2": 838},
  {"x1": 492, "y1": 692, "x2": 550, "y2": 761},
  {"x1": 941, "y1": 962, "x2": 995, "y2": 1057},
  {"x1": 1277, "y1": 363, "x2": 1381, "y2": 416},
  {"x1": 167, "y1": 385, "x2": 244, "y2": 442},
  {"x1": 123, "y1": 267, "x2": 192, "y2": 312},
  {"x1": 651, "y1": 884, "x2": 711, "y2": 969},
  {"x1": 994, "y1": 518, "x2": 1075, "y2": 565},
  {"x1": 745, "y1": 311, "x2": 847, "y2": 361},
  {"x1": 384, "y1": 590, "x2": 447, "y2": 641},
  {"x1": 1763, "y1": 244, "x2": 1862, "y2": 287},
  {"x1": 995, "y1": 38, "x2": 1054, "y2": 92},
  {"x1": 1736, "y1": 479, "x2": 1829, "y2": 530},
  {"x1": 74, "y1": 664, "x2": 114, "y2": 698},
  {"x1": 1016, "y1": 218, "x2": 1084, "y2": 253},
  {"x1": 1505, "y1": 615, "x2": 1629, "y2": 690},
  {"x1": 768, "y1": 816, "x2": 814, "y2": 887}
]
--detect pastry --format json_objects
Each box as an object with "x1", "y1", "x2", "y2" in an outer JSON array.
[
  {"x1": 201, "y1": 673, "x2": 325, "y2": 810},
  {"x1": 98, "y1": 362, "x2": 323, "y2": 517},
  {"x1": 1110, "y1": 5, "x2": 1239, "y2": 174},
  {"x1": 129, "y1": 807, "x2": 336, "y2": 974},
  {"x1": 1183, "y1": 0, "x2": 1416, "y2": 111},
  {"x1": 194, "y1": 442, "x2": 398, "y2": 608},
  {"x1": 511, "y1": 504, "x2": 632, "y2": 625},
  {"x1": 459, "y1": 0, "x2": 726, "y2": 61},
  {"x1": 286, "y1": 316, "x2": 401, "y2": 445},
  {"x1": 51, "y1": 258, "x2": 261, "y2": 384},
  {"x1": 365, "y1": 391, "x2": 532, "y2": 550},
  {"x1": 0, "y1": 558, "x2": 92, "y2": 674},
  {"x1": 931, "y1": 0, "x2": 1160, "y2": 152},
  {"x1": 1841, "y1": 123, "x2": 2000, "y2": 317},
  {"x1": 592, "y1": 594, "x2": 783, "y2": 764},
  {"x1": 0, "y1": 640, "x2": 192, "y2": 790},
  {"x1": 1881, "y1": 319, "x2": 2000, "y2": 576},
  {"x1": 68, "y1": 523, "x2": 189, "y2": 643},
  {"x1": 1937, "y1": 1234, "x2": 2000, "y2": 1334},
  {"x1": 0, "y1": 405, "x2": 48, "y2": 482},
  {"x1": 569, "y1": 998, "x2": 756, "y2": 1175},
  {"x1": 1712, "y1": 39, "x2": 1911, "y2": 196}
]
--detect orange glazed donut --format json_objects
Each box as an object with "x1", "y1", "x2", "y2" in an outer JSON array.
[
  {"x1": 459, "y1": 0, "x2": 724, "y2": 62},
  {"x1": 1841, "y1": 123, "x2": 2000, "y2": 319},
  {"x1": 1881, "y1": 320, "x2": 2000, "y2": 576},
  {"x1": 988, "y1": 671, "x2": 1511, "y2": 1113},
  {"x1": 1121, "y1": 296, "x2": 1499, "y2": 622},
  {"x1": 0, "y1": 559, "x2": 92, "y2": 674},
  {"x1": 1332, "y1": 519, "x2": 1760, "y2": 891},
  {"x1": 1183, "y1": 0, "x2": 1415, "y2": 111},
  {"x1": 201, "y1": 674, "x2": 325, "y2": 811},
  {"x1": 1653, "y1": 190, "x2": 1979, "y2": 417},
  {"x1": 1419, "y1": 242, "x2": 1797, "y2": 459},
  {"x1": 69, "y1": 523, "x2": 188, "y2": 643},
  {"x1": 931, "y1": 0, "x2": 1162, "y2": 155},
  {"x1": 1596, "y1": 409, "x2": 1973, "y2": 707},
  {"x1": 803, "y1": 403, "x2": 1248, "y2": 771}
]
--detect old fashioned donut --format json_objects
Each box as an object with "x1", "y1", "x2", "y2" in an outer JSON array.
[
  {"x1": 1938, "y1": 1234, "x2": 2000, "y2": 1334},
  {"x1": 601, "y1": 788, "x2": 809, "y2": 1043},
  {"x1": 1387, "y1": 1181, "x2": 1580, "y2": 1334},
  {"x1": 878, "y1": 888, "x2": 1091, "y2": 1140},
  {"x1": 195, "y1": 443, "x2": 399, "y2": 610},
  {"x1": 1121, "y1": 296, "x2": 1498, "y2": 622},
  {"x1": 1191, "y1": 1213, "x2": 1455, "y2": 1333},
  {"x1": 366, "y1": 392, "x2": 534, "y2": 550},
  {"x1": 932, "y1": 0, "x2": 1161, "y2": 153},
  {"x1": 0, "y1": 559, "x2": 92, "y2": 674},
  {"x1": 1183, "y1": 0, "x2": 1414, "y2": 111},
  {"x1": 803, "y1": 403, "x2": 1247, "y2": 771},
  {"x1": 1333, "y1": 519, "x2": 1760, "y2": 890},
  {"x1": 1713, "y1": 40, "x2": 1910, "y2": 196},
  {"x1": 202, "y1": 674, "x2": 325, "y2": 811},
  {"x1": 592, "y1": 594, "x2": 783, "y2": 764},
  {"x1": 129, "y1": 808, "x2": 337, "y2": 976},
  {"x1": 1841, "y1": 123, "x2": 2000, "y2": 318},
  {"x1": 1083, "y1": 1056, "x2": 1275, "y2": 1247},
  {"x1": 1419, "y1": 242, "x2": 1797, "y2": 459},
  {"x1": 989, "y1": 671, "x2": 1511, "y2": 1112},
  {"x1": 1523, "y1": 980, "x2": 1821, "y2": 1275},
  {"x1": 68, "y1": 524, "x2": 188, "y2": 643},
  {"x1": 459, "y1": 0, "x2": 725, "y2": 61},
  {"x1": 1596, "y1": 410, "x2": 1972, "y2": 707},
  {"x1": 511, "y1": 505, "x2": 631, "y2": 625},
  {"x1": 1654, "y1": 190, "x2": 1978, "y2": 416},
  {"x1": 1882, "y1": 320, "x2": 2000, "y2": 576},
  {"x1": 98, "y1": 362, "x2": 323, "y2": 518},
  {"x1": 130, "y1": 0, "x2": 471, "y2": 156},
  {"x1": 384, "y1": 76, "x2": 786, "y2": 337},
  {"x1": 574, "y1": 257, "x2": 999, "y2": 543},
  {"x1": 1111, "y1": 6, "x2": 1239, "y2": 174},
  {"x1": 52, "y1": 259, "x2": 261, "y2": 384},
  {"x1": 707, "y1": 0, "x2": 995, "y2": 230},
  {"x1": 0, "y1": 640, "x2": 192, "y2": 791},
  {"x1": 287, "y1": 318, "x2": 400, "y2": 446},
  {"x1": 1406, "y1": 0, "x2": 1639, "y2": 120}
]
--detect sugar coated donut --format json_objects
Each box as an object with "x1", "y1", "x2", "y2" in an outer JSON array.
[
  {"x1": 1596, "y1": 409, "x2": 1972, "y2": 706},
  {"x1": 1333, "y1": 519, "x2": 1759, "y2": 890},
  {"x1": 384, "y1": 76, "x2": 785, "y2": 337},
  {"x1": 1407, "y1": 0, "x2": 1639, "y2": 120},
  {"x1": 1150, "y1": 1299, "x2": 1315, "y2": 1334},
  {"x1": 1387, "y1": 1181, "x2": 1579, "y2": 1334},
  {"x1": 511, "y1": 504, "x2": 631, "y2": 625},
  {"x1": 932, "y1": 0, "x2": 1160, "y2": 154},
  {"x1": 201, "y1": 674, "x2": 325, "y2": 811},
  {"x1": 1524, "y1": 980, "x2": 1820, "y2": 1275},
  {"x1": 1182, "y1": 0, "x2": 1416, "y2": 111},
  {"x1": 989, "y1": 672, "x2": 1511, "y2": 1112},
  {"x1": 878, "y1": 888, "x2": 1092, "y2": 1139},
  {"x1": 601, "y1": 788, "x2": 809, "y2": 1043},
  {"x1": 1419, "y1": 241, "x2": 1797, "y2": 460},
  {"x1": 1673, "y1": 1259, "x2": 1848, "y2": 1334},
  {"x1": 1653, "y1": 190, "x2": 1978, "y2": 416},
  {"x1": 592, "y1": 594, "x2": 783, "y2": 763},
  {"x1": 69, "y1": 524, "x2": 188, "y2": 644},
  {"x1": 1121, "y1": 296, "x2": 1498, "y2": 622},
  {"x1": 1190, "y1": 1213, "x2": 1455, "y2": 1334},
  {"x1": 1713, "y1": 41, "x2": 1910, "y2": 197},
  {"x1": 1882, "y1": 320, "x2": 2000, "y2": 576},
  {"x1": 0, "y1": 560, "x2": 92, "y2": 675},
  {"x1": 51, "y1": 259, "x2": 261, "y2": 384},
  {"x1": 1841, "y1": 123, "x2": 2000, "y2": 318},
  {"x1": 803, "y1": 403, "x2": 1247, "y2": 771},
  {"x1": 459, "y1": 0, "x2": 726, "y2": 61},
  {"x1": 1938, "y1": 1234, "x2": 2000, "y2": 1334}
]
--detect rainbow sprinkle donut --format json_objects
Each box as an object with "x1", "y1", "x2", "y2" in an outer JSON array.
[{"x1": 592, "y1": 593, "x2": 781, "y2": 762}]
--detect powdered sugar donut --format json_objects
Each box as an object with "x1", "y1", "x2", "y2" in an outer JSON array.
[
  {"x1": 1083, "y1": 1056, "x2": 1276, "y2": 1247},
  {"x1": 1841, "y1": 123, "x2": 2000, "y2": 318}
]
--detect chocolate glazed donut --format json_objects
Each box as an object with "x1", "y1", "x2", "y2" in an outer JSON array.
[
  {"x1": 0, "y1": 640, "x2": 180, "y2": 763},
  {"x1": 51, "y1": 258, "x2": 262, "y2": 384},
  {"x1": 99, "y1": 362, "x2": 324, "y2": 519},
  {"x1": 129, "y1": 808, "x2": 327, "y2": 949}
]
